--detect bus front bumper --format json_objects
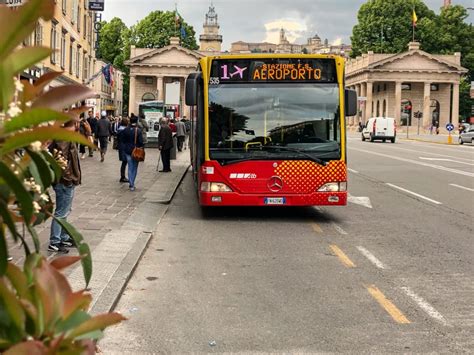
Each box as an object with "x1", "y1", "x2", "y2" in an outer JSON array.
[{"x1": 200, "y1": 191, "x2": 347, "y2": 207}]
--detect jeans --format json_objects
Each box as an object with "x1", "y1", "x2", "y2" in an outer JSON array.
[
  {"x1": 50, "y1": 184, "x2": 75, "y2": 245},
  {"x1": 126, "y1": 154, "x2": 139, "y2": 188}
]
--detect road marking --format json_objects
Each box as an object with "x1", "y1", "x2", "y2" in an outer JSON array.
[
  {"x1": 330, "y1": 245, "x2": 355, "y2": 268},
  {"x1": 449, "y1": 183, "x2": 474, "y2": 192},
  {"x1": 400, "y1": 286, "x2": 448, "y2": 326},
  {"x1": 386, "y1": 183, "x2": 442, "y2": 205},
  {"x1": 348, "y1": 168, "x2": 359, "y2": 174},
  {"x1": 311, "y1": 223, "x2": 323, "y2": 233},
  {"x1": 419, "y1": 157, "x2": 474, "y2": 166},
  {"x1": 351, "y1": 147, "x2": 474, "y2": 178},
  {"x1": 357, "y1": 246, "x2": 387, "y2": 269},
  {"x1": 366, "y1": 285, "x2": 411, "y2": 324},
  {"x1": 332, "y1": 223, "x2": 348, "y2": 235},
  {"x1": 381, "y1": 145, "x2": 474, "y2": 163},
  {"x1": 348, "y1": 194, "x2": 373, "y2": 209}
]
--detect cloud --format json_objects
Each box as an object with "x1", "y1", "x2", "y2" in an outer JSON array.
[
  {"x1": 264, "y1": 19, "x2": 308, "y2": 44},
  {"x1": 332, "y1": 38, "x2": 342, "y2": 46}
]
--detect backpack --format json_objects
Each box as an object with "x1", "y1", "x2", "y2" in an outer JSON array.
[{"x1": 184, "y1": 120, "x2": 191, "y2": 133}]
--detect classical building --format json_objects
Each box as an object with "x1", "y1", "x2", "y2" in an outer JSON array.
[
  {"x1": 231, "y1": 28, "x2": 351, "y2": 57},
  {"x1": 199, "y1": 3, "x2": 222, "y2": 52},
  {"x1": 126, "y1": 37, "x2": 203, "y2": 117},
  {"x1": 345, "y1": 42, "x2": 468, "y2": 129}
]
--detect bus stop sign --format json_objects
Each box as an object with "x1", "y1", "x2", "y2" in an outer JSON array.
[{"x1": 446, "y1": 123, "x2": 454, "y2": 132}]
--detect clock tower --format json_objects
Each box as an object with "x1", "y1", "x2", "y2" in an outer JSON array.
[{"x1": 199, "y1": 3, "x2": 223, "y2": 52}]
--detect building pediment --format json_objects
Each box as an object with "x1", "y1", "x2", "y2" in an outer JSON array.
[
  {"x1": 126, "y1": 45, "x2": 203, "y2": 67},
  {"x1": 369, "y1": 51, "x2": 466, "y2": 74}
]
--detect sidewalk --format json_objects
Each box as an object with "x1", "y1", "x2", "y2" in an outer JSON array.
[{"x1": 9, "y1": 146, "x2": 190, "y2": 315}]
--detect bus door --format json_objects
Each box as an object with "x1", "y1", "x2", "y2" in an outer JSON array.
[{"x1": 185, "y1": 73, "x2": 205, "y2": 186}]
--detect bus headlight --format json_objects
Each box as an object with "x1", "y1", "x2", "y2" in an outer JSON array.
[
  {"x1": 201, "y1": 182, "x2": 233, "y2": 192},
  {"x1": 318, "y1": 182, "x2": 347, "y2": 192}
]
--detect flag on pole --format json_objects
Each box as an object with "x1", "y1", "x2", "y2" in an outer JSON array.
[{"x1": 412, "y1": 9, "x2": 418, "y2": 27}]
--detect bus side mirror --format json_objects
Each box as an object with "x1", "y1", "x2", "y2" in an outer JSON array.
[
  {"x1": 185, "y1": 72, "x2": 202, "y2": 106},
  {"x1": 345, "y1": 89, "x2": 357, "y2": 117}
]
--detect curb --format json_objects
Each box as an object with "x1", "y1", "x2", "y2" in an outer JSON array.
[
  {"x1": 90, "y1": 163, "x2": 189, "y2": 315},
  {"x1": 400, "y1": 138, "x2": 456, "y2": 145}
]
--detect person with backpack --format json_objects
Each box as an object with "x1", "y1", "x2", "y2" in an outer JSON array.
[
  {"x1": 182, "y1": 115, "x2": 191, "y2": 149},
  {"x1": 138, "y1": 114, "x2": 149, "y2": 146},
  {"x1": 121, "y1": 116, "x2": 144, "y2": 191}
]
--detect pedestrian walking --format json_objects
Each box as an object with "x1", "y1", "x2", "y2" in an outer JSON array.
[
  {"x1": 175, "y1": 117, "x2": 186, "y2": 152},
  {"x1": 182, "y1": 115, "x2": 191, "y2": 149},
  {"x1": 158, "y1": 118, "x2": 173, "y2": 172},
  {"x1": 96, "y1": 110, "x2": 112, "y2": 162},
  {"x1": 138, "y1": 114, "x2": 149, "y2": 146},
  {"x1": 117, "y1": 117, "x2": 130, "y2": 183},
  {"x1": 121, "y1": 115, "x2": 144, "y2": 191},
  {"x1": 79, "y1": 114, "x2": 92, "y2": 159},
  {"x1": 86, "y1": 111, "x2": 98, "y2": 157},
  {"x1": 48, "y1": 119, "x2": 82, "y2": 254}
]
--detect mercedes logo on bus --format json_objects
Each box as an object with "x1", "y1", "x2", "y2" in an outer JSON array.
[{"x1": 267, "y1": 176, "x2": 284, "y2": 192}]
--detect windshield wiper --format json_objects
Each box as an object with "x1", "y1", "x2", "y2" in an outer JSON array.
[{"x1": 259, "y1": 146, "x2": 327, "y2": 166}]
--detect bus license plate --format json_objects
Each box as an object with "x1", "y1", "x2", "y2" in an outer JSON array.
[{"x1": 265, "y1": 197, "x2": 286, "y2": 205}]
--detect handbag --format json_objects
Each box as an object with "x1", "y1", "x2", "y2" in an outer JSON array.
[{"x1": 131, "y1": 128, "x2": 145, "y2": 162}]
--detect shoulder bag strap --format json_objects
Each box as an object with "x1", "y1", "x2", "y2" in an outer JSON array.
[{"x1": 134, "y1": 128, "x2": 138, "y2": 145}]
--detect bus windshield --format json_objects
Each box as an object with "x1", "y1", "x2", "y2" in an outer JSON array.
[{"x1": 209, "y1": 83, "x2": 341, "y2": 162}]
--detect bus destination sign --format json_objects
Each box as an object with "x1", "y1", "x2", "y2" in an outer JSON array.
[{"x1": 210, "y1": 58, "x2": 337, "y2": 84}]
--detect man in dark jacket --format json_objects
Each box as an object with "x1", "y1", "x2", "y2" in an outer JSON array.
[
  {"x1": 158, "y1": 118, "x2": 173, "y2": 172},
  {"x1": 96, "y1": 110, "x2": 112, "y2": 162},
  {"x1": 86, "y1": 111, "x2": 98, "y2": 157},
  {"x1": 48, "y1": 119, "x2": 82, "y2": 254}
]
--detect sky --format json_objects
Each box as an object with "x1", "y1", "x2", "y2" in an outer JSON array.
[{"x1": 103, "y1": 0, "x2": 473, "y2": 51}]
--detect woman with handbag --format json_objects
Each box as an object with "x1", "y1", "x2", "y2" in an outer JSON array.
[{"x1": 121, "y1": 116, "x2": 144, "y2": 191}]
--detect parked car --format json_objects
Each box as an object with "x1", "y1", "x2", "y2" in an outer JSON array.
[
  {"x1": 459, "y1": 125, "x2": 474, "y2": 145},
  {"x1": 362, "y1": 117, "x2": 396, "y2": 143}
]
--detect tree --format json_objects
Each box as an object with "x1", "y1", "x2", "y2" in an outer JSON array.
[
  {"x1": 350, "y1": 0, "x2": 436, "y2": 57},
  {"x1": 130, "y1": 10, "x2": 199, "y2": 51},
  {"x1": 99, "y1": 17, "x2": 127, "y2": 65},
  {"x1": 419, "y1": 5, "x2": 474, "y2": 79}
]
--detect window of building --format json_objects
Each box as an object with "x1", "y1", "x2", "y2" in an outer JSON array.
[
  {"x1": 50, "y1": 22, "x2": 58, "y2": 64},
  {"x1": 142, "y1": 93, "x2": 156, "y2": 102},
  {"x1": 145, "y1": 77, "x2": 154, "y2": 84},
  {"x1": 402, "y1": 83, "x2": 411, "y2": 91},
  {"x1": 384, "y1": 83, "x2": 387, "y2": 91},
  {"x1": 69, "y1": 40, "x2": 75, "y2": 74},
  {"x1": 34, "y1": 22, "x2": 43, "y2": 46},
  {"x1": 83, "y1": 53, "x2": 88, "y2": 81},
  {"x1": 431, "y1": 84, "x2": 439, "y2": 91},
  {"x1": 77, "y1": 6, "x2": 81, "y2": 32},
  {"x1": 83, "y1": 14, "x2": 87, "y2": 39},
  {"x1": 76, "y1": 45, "x2": 81, "y2": 78},
  {"x1": 62, "y1": 0, "x2": 67, "y2": 15},
  {"x1": 60, "y1": 30, "x2": 66, "y2": 69}
]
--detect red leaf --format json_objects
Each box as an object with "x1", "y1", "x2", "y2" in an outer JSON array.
[
  {"x1": 50, "y1": 256, "x2": 82, "y2": 271},
  {"x1": 4, "y1": 340, "x2": 46, "y2": 355},
  {"x1": 32, "y1": 85, "x2": 96, "y2": 111}
]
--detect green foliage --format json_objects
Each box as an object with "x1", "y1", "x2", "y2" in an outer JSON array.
[
  {"x1": 130, "y1": 11, "x2": 199, "y2": 50},
  {"x1": 0, "y1": 256, "x2": 126, "y2": 353},
  {"x1": 350, "y1": 0, "x2": 436, "y2": 57}
]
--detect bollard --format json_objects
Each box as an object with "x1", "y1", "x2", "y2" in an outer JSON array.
[{"x1": 447, "y1": 133, "x2": 452, "y2": 144}]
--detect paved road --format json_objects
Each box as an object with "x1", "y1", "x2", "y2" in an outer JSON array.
[{"x1": 102, "y1": 138, "x2": 473, "y2": 353}]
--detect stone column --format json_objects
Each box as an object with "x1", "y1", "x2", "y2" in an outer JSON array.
[
  {"x1": 360, "y1": 82, "x2": 367, "y2": 123},
  {"x1": 157, "y1": 76, "x2": 164, "y2": 102},
  {"x1": 422, "y1": 82, "x2": 431, "y2": 127},
  {"x1": 365, "y1": 81, "x2": 373, "y2": 123},
  {"x1": 451, "y1": 82, "x2": 459, "y2": 125},
  {"x1": 129, "y1": 75, "x2": 136, "y2": 115},
  {"x1": 394, "y1": 81, "x2": 402, "y2": 125}
]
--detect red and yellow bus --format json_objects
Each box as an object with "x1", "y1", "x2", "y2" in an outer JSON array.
[{"x1": 185, "y1": 54, "x2": 356, "y2": 206}]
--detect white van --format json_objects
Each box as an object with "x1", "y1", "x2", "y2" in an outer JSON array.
[{"x1": 361, "y1": 117, "x2": 396, "y2": 143}]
